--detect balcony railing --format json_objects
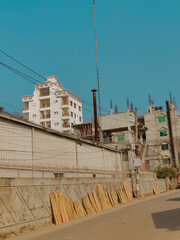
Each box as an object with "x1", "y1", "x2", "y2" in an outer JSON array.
[
  {"x1": 24, "y1": 117, "x2": 29, "y2": 121},
  {"x1": 62, "y1": 111, "x2": 69, "y2": 117},
  {"x1": 62, "y1": 101, "x2": 69, "y2": 106},
  {"x1": 40, "y1": 115, "x2": 51, "y2": 119},
  {"x1": 40, "y1": 103, "x2": 50, "y2": 108},
  {"x1": 62, "y1": 122, "x2": 70, "y2": 128}
]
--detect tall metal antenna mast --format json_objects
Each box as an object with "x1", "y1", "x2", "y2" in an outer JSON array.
[{"x1": 93, "y1": 0, "x2": 102, "y2": 116}]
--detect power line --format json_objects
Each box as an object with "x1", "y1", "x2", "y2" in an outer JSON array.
[
  {"x1": 0, "y1": 49, "x2": 46, "y2": 81},
  {"x1": 0, "y1": 50, "x2": 114, "y2": 115},
  {"x1": 0, "y1": 61, "x2": 38, "y2": 85},
  {"x1": 0, "y1": 55, "x2": 135, "y2": 125},
  {"x1": 0, "y1": 101, "x2": 21, "y2": 111}
]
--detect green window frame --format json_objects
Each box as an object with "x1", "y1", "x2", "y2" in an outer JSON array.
[
  {"x1": 160, "y1": 130, "x2": 167, "y2": 137},
  {"x1": 158, "y1": 116, "x2": 166, "y2": 123},
  {"x1": 161, "y1": 144, "x2": 169, "y2": 150},
  {"x1": 163, "y1": 158, "x2": 170, "y2": 165},
  {"x1": 117, "y1": 135, "x2": 125, "y2": 142}
]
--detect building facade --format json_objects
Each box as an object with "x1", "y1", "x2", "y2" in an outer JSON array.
[
  {"x1": 79, "y1": 101, "x2": 180, "y2": 171},
  {"x1": 143, "y1": 102, "x2": 180, "y2": 171},
  {"x1": 22, "y1": 76, "x2": 83, "y2": 134}
]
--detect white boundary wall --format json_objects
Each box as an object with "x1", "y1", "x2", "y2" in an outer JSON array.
[{"x1": 0, "y1": 114, "x2": 129, "y2": 178}]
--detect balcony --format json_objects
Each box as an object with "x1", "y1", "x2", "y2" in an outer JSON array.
[
  {"x1": 39, "y1": 87, "x2": 50, "y2": 97},
  {"x1": 23, "y1": 102, "x2": 29, "y2": 112},
  {"x1": 61, "y1": 96, "x2": 69, "y2": 108},
  {"x1": 23, "y1": 107, "x2": 29, "y2": 111},
  {"x1": 40, "y1": 114, "x2": 51, "y2": 119},
  {"x1": 62, "y1": 111, "x2": 70, "y2": 120},
  {"x1": 62, "y1": 121, "x2": 70, "y2": 129},
  {"x1": 40, "y1": 103, "x2": 50, "y2": 108},
  {"x1": 23, "y1": 113, "x2": 29, "y2": 121},
  {"x1": 62, "y1": 127, "x2": 71, "y2": 132},
  {"x1": 40, "y1": 110, "x2": 51, "y2": 119},
  {"x1": 22, "y1": 96, "x2": 33, "y2": 102}
]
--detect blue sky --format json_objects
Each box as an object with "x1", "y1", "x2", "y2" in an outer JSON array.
[{"x1": 1, "y1": 0, "x2": 180, "y2": 119}]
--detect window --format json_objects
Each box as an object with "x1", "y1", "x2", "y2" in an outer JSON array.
[
  {"x1": 54, "y1": 172, "x2": 64, "y2": 178},
  {"x1": 74, "y1": 103, "x2": 76, "y2": 108},
  {"x1": 117, "y1": 135, "x2": 125, "y2": 142},
  {"x1": 40, "y1": 87, "x2": 50, "y2": 97},
  {"x1": 74, "y1": 113, "x2": 76, "y2": 119},
  {"x1": 160, "y1": 130, "x2": 167, "y2": 137},
  {"x1": 33, "y1": 114, "x2": 36, "y2": 117},
  {"x1": 46, "y1": 121, "x2": 51, "y2": 128},
  {"x1": 161, "y1": 144, "x2": 169, "y2": 150},
  {"x1": 79, "y1": 116, "x2": 81, "y2": 122},
  {"x1": 79, "y1": 106, "x2": 81, "y2": 111},
  {"x1": 54, "y1": 111, "x2": 58, "y2": 115},
  {"x1": 41, "y1": 122, "x2": 45, "y2": 126},
  {"x1": 158, "y1": 116, "x2": 166, "y2": 123},
  {"x1": 71, "y1": 112, "x2": 73, "y2": 117},
  {"x1": 55, "y1": 122, "x2": 59, "y2": 126},
  {"x1": 70, "y1": 101, "x2": 73, "y2": 106},
  {"x1": 122, "y1": 151, "x2": 128, "y2": 161},
  {"x1": 163, "y1": 158, "x2": 170, "y2": 165},
  {"x1": 54, "y1": 100, "x2": 58, "y2": 103}
]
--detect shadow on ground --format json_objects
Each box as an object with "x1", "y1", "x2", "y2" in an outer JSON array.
[
  {"x1": 152, "y1": 208, "x2": 180, "y2": 231},
  {"x1": 166, "y1": 198, "x2": 180, "y2": 201}
]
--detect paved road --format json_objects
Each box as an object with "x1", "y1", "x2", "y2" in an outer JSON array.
[{"x1": 19, "y1": 191, "x2": 180, "y2": 240}]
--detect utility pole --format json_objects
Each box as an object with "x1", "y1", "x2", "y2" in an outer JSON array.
[
  {"x1": 135, "y1": 107, "x2": 140, "y2": 198},
  {"x1": 93, "y1": 0, "x2": 101, "y2": 116},
  {"x1": 166, "y1": 100, "x2": 176, "y2": 167},
  {"x1": 135, "y1": 108, "x2": 138, "y2": 144},
  {"x1": 92, "y1": 89, "x2": 98, "y2": 142}
]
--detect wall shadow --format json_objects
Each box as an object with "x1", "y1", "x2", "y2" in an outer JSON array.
[
  {"x1": 152, "y1": 208, "x2": 180, "y2": 231},
  {"x1": 166, "y1": 198, "x2": 180, "y2": 201}
]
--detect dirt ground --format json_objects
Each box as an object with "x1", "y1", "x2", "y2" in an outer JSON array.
[{"x1": 4, "y1": 190, "x2": 180, "y2": 240}]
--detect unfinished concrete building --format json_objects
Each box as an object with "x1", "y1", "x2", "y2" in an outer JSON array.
[{"x1": 142, "y1": 101, "x2": 180, "y2": 171}]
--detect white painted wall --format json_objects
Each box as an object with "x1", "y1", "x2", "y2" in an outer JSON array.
[{"x1": 0, "y1": 115, "x2": 127, "y2": 178}]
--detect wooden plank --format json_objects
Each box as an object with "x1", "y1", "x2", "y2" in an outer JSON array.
[
  {"x1": 117, "y1": 189, "x2": 124, "y2": 203},
  {"x1": 73, "y1": 201, "x2": 87, "y2": 218},
  {"x1": 105, "y1": 191, "x2": 112, "y2": 208},
  {"x1": 108, "y1": 192, "x2": 114, "y2": 207},
  {"x1": 156, "y1": 187, "x2": 160, "y2": 195},
  {"x1": 65, "y1": 197, "x2": 73, "y2": 221},
  {"x1": 111, "y1": 190, "x2": 118, "y2": 206},
  {"x1": 117, "y1": 190, "x2": 122, "y2": 203},
  {"x1": 54, "y1": 192, "x2": 63, "y2": 224},
  {"x1": 92, "y1": 189, "x2": 102, "y2": 212},
  {"x1": 78, "y1": 204, "x2": 87, "y2": 217},
  {"x1": 119, "y1": 188, "x2": 127, "y2": 203},
  {"x1": 82, "y1": 195, "x2": 95, "y2": 215},
  {"x1": 88, "y1": 192, "x2": 99, "y2": 213},
  {"x1": 57, "y1": 192, "x2": 69, "y2": 223},
  {"x1": 122, "y1": 186, "x2": 129, "y2": 202},
  {"x1": 96, "y1": 184, "x2": 108, "y2": 211},
  {"x1": 153, "y1": 187, "x2": 160, "y2": 196},
  {"x1": 50, "y1": 193, "x2": 60, "y2": 224},
  {"x1": 123, "y1": 181, "x2": 133, "y2": 201},
  {"x1": 66, "y1": 196, "x2": 77, "y2": 220},
  {"x1": 139, "y1": 189, "x2": 144, "y2": 199},
  {"x1": 73, "y1": 201, "x2": 81, "y2": 218}
]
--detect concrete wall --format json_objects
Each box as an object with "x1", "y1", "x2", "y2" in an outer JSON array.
[
  {"x1": 144, "y1": 104, "x2": 180, "y2": 170},
  {"x1": 0, "y1": 174, "x2": 166, "y2": 235},
  {"x1": 0, "y1": 114, "x2": 128, "y2": 178}
]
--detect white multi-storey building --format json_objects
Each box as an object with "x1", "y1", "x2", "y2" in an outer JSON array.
[{"x1": 22, "y1": 76, "x2": 83, "y2": 134}]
